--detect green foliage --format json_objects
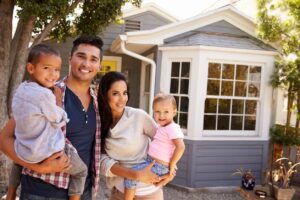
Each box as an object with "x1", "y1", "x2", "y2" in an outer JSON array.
[
  {"x1": 15, "y1": 0, "x2": 142, "y2": 42},
  {"x1": 270, "y1": 124, "x2": 300, "y2": 146}
]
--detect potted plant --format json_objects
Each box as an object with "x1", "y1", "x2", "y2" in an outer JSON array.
[
  {"x1": 232, "y1": 168, "x2": 256, "y2": 190},
  {"x1": 271, "y1": 157, "x2": 300, "y2": 200}
]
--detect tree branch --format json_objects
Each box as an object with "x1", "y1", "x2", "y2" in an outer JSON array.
[{"x1": 31, "y1": 0, "x2": 82, "y2": 46}]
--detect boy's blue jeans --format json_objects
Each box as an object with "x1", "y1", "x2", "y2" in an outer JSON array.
[{"x1": 124, "y1": 156, "x2": 169, "y2": 189}]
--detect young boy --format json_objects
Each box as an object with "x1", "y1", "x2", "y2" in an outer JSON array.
[
  {"x1": 124, "y1": 93, "x2": 186, "y2": 200},
  {"x1": 6, "y1": 44, "x2": 87, "y2": 200}
]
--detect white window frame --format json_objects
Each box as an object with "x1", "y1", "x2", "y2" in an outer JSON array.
[
  {"x1": 169, "y1": 59, "x2": 192, "y2": 134},
  {"x1": 203, "y1": 61, "x2": 262, "y2": 137}
]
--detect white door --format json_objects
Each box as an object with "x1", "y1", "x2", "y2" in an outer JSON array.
[{"x1": 139, "y1": 54, "x2": 154, "y2": 112}]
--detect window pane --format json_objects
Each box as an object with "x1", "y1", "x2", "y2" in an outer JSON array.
[
  {"x1": 180, "y1": 79, "x2": 189, "y2": 94},
  {"x1": 219, "y1": 99, "x2": 231, "y2": 114},
  {"x1": 236, "y1": 65, "x2": 248, "y2": 80},
  {"x1": 232, "y1": 100, "x2": 244, "y2": 114},
  {"x1": 170, "y1": 78, "x2": 179, "y2": 93},
  {"x1": 171, "y1": 62, "x2": 180, "y2": 77},
  {"x1": 181, "y1": 62, "x2": 190, "y2": 77},
  {"x1": 249, "y1": 66, "x2": 261, "y2": 82},
  {"x1": 174, "y1": 96, "x2": 179, "y2": 111},
  {"x1": 205, "y1": 98, "x2": 217, "y2": 113},
  {"x1": 244, "y1": 116, "x2": 256, "y2": 130},
  {"x1": 217, "y1": 115, "x2": 230, "y2": 130},
  {"x1": 180, "y1": 97, "x2": 189, "y2": 112},
  {"x1": 174, "y1": 112, "x2": 178, "y2": 123},
  {"x1": 248, "y1": 82, "x2": 260, "y2": 97},
  {"x1": 231, "y1": 116, "x2": 243, "y2": 130},
  {"x1": 235, "y1": 81, "x2": 247, "y2": 97},
  {"x1": 179, "y1": 113, "x2": 188, "y2": 129},
  {"x1": 222, "y1": 64, "x2": 234, "y2": 79},
  {"x1": 245, "y1": 100, "x2": 257, "y2": 114},
  {"x1": 208, "y1": 63, "x2": 221, "y2": 78},
  {"x1": 204, "y1": 115, "x2": 216, "y2": 130},
  {"x1": 207, "y1": 80, "x2": 220, "y2": 95},
  {"x1": 221, "y1": 80, "x2": 233, "y2": 96}
]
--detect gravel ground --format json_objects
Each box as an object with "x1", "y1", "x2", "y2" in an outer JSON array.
[
  {"x1": 1, "y1": 178, "x2": 244, "y2": 200},
  {"x1": 97, "y1": 177, "x2": 244, "y2": 200}
]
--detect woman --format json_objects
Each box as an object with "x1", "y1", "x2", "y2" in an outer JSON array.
[{"x1": 98, "y1": 72, "x2": 175, "y2": 200}]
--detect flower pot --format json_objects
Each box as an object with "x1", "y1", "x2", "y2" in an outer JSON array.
[
  {"x1": 273, "y1": 185, "x2": 295, "y2": 200},
  {"x1": 241, "y1": 176, "x2": 255, "y2": 190}
]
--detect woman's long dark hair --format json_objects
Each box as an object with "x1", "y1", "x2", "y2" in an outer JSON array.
[{"x1": 98, "y1": 71, "x2": 129, "y2": 151}]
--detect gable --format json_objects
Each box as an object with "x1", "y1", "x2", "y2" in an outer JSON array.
[
  {"x1": 126, "y1": 11, "x2": 174, "y2": 31},
  {"x1": 163, "y1": 20, "x2": 275, "y2": 51}
]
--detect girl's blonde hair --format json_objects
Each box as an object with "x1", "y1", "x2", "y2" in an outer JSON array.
[{"x1": 153, "y1": 93, "x2": 177, "y2": 110}]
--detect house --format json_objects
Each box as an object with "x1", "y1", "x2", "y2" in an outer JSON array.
[{"x1": 46, "y1": 3, "x2": 278, "y2": 188}]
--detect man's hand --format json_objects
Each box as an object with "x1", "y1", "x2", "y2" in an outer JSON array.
[
  {"x1": 136, "y1": 161, "x2": 160, "y2": 184},
  {"x1": 35, "y1": 151, "x2": 71, "y2": 173}
]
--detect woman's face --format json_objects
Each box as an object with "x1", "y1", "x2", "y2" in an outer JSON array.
[{"x1": 107, "y1": 80, "x2": 128, "y2": 117}]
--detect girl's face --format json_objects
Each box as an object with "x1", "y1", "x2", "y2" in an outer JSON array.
[
  {"x1": 153, "y1": 100, "x2": 177, "y2": 127},
  {"x1": 107, "y1": 80, "x2": 128, "y2": 117}
]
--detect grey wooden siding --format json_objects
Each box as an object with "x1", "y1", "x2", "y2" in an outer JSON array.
[
  {"x1": 163, "y1": 20, "x2": 275, "y2": 51},
  {"x1": 172, "y1": 140, "x2": 269, "y2": 188},
  {"x1": 125, "y1": 11, "x2": 173, "y2": 31}
]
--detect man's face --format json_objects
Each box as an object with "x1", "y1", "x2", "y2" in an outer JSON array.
[{"x1": 69, "y1": 44, "x2": 101, "y2": 83}]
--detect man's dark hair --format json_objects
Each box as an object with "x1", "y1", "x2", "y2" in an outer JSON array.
[
  {"x1": 27, "y1": 44, "x2": 60, "y2": 64},
  {"x1": 71, "y1": 35, "x2": 104, "y2": 61}
]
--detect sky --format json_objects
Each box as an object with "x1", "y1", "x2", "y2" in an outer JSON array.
[{"x1": 125, "y1": 0, "x2": 257, "y2": 20}]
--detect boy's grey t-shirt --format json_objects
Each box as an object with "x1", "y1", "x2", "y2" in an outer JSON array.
[
  {"x1": 12, "y1": 81, "x2": 67, "y2": 163},
  {"x1": 21, "y1": 86, "x2": 96, "y2": 198}
]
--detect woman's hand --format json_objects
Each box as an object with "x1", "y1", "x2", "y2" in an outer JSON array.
[
  {"x1": 136, "y1": 161, "x2": 160, "y2": 184},
  {"x1": 34, "y1": 151, "x2": 71, "y2": 174},
  {"x1": 154, "y1": 172, "x2": 176, "y2": 187}
]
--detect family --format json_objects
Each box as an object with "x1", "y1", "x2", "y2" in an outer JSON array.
[{"x1": 0, "y1": 35, "x2": 185, "y2": 200}]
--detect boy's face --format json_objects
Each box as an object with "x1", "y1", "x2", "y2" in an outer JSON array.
[
  {"x1": 69, "y1": 44, "x2": 101, "y2": 83},
  {"x1": 153, "y1": 100, "x2": 177, "y2": 127},
  {"x1": 27, "y1": 53, "x2": 62, "y2": 88}
]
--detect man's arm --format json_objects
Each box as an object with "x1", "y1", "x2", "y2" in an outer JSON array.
[{"x1": 0, "y1": 118, "x2": 70, "y2": 173}]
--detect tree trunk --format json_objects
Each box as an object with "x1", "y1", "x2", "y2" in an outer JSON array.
[
  {"x1": 0, "y1": 0, "x2": 15, "y2": 193},
  {"x1": 7, "y1": 16, "x2": 36, "y2": 115}
]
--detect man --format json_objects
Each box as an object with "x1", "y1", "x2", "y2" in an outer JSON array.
[{"x1": 0, "y1": 35, "x2": 103, "y2": 200}]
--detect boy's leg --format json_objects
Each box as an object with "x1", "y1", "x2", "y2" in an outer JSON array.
[
  {"x1": 65, "y1": 145, "x2": 88, "y2": 199},
  {"x1": 6, "y1": 163, "x2": 22, "y2": 200}
]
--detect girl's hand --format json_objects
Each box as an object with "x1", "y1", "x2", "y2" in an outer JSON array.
[
  {"x1": 136, "y1": 161, "x2": 160, "y2": 184},
  {"x1": 154, "y1": 172, "x2": 176, "y2": 187}
]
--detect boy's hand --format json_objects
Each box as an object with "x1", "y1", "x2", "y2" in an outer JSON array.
[{"x1": 53, "y1": 86, "x2": 63, "y2": 107}]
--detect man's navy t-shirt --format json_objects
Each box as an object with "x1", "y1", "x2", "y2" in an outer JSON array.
[{"x1": 21, "y1": 87, "x2": 96, "y2": 199}]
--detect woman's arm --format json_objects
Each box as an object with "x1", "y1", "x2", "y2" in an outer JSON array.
[
  {"x1": 111, "y1": 161, "x2": 160, "y2": 184},
  {"x1": 0, "y1": 118, "x2": 70, "y2": 173},
  {"x1": 100, "y1": 153, "x2": 160, "y2": 184}
]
